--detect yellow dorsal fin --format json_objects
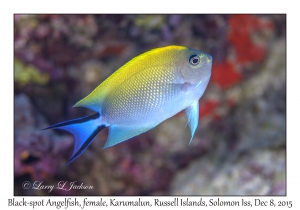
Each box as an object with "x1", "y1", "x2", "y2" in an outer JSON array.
[{"x1": 74, "y1": 45, "x2": 187, "y2": 112}]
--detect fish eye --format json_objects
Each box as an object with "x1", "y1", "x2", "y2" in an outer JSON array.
[{"x1": 188, "y1": 54, "x2": 200, "y2": 66}]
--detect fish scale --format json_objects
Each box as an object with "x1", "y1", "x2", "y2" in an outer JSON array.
[{"x1": 102, "y1": 65, "x2": 180, "y2": 125}]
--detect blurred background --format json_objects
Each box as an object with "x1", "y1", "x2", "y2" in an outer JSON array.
[{"x1": 14, "y1": 14, "x2": 286, "y2": 195}]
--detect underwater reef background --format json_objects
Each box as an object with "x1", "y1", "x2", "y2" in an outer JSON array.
[{"x1": 14, "y1": 14, "x2": 286, "y2": 195}]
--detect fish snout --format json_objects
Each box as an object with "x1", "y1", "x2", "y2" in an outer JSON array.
[{"x1": 204, "y1": 53, "x2": 213, "y2": 63}]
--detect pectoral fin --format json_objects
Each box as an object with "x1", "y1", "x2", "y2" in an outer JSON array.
[
  {"x1": 103, "y1": 124, "x2": 156, "y2": 149},
  {"x1": 185, "y1": 101, "x2": 199, "y2": 145}
]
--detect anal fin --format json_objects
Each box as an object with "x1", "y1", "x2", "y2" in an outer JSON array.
[{"x1": 103, "y1": 124, "x2": 156, "y2": 149}]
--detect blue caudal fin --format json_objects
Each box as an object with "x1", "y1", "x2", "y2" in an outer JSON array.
[{"x1": 43, "y1": 113, "x2": 106, "y2": 166}]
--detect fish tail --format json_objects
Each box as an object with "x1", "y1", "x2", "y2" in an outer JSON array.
[{"x1": 43, "y1": 112, "x2": 106, "y2": 166}]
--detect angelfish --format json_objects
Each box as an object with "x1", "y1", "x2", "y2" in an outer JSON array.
[{"x1": 44, "y1": 46, "x2": 212, "y2": 165}]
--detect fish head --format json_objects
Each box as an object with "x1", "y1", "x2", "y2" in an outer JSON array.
[{"x1": 179, "y1": 48, "x2": 212, "y2": 90}]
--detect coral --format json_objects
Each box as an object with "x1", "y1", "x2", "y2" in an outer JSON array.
[
  {"x1": 14, "y1": 94, "x2": 73, "y2": 195},
  {"x1": 14, "y1": 59, "x2": 49, "y2": 86}
]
